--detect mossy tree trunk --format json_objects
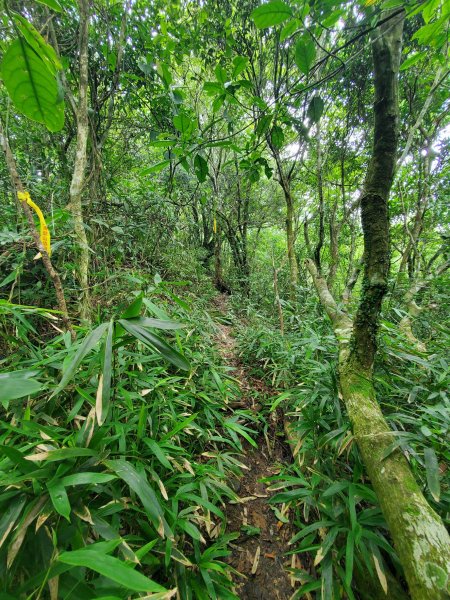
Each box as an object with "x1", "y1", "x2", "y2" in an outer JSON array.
[
  {"x1": 306, "y1": 11, "x2": 450, "y2": 600},
  {"x1": 69, "y1": 0, "x2": 91, "y2": 322}
]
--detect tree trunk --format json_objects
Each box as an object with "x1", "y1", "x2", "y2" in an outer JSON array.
[
  {"x1": 69, "y1": 0, "x2": 91, "y2": 321},
  {"x1": 0, "y1": 120, "x2": 74, "y2": 339},
  {"x1": 285, "y1": 190, "x2": 299, "y2": 299},
  {"x1": 306, "y1": 11, "x2": 450, "y2": 599}
]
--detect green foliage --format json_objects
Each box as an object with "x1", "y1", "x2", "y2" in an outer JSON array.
[
  {"x1": 1, "y1": 1, "x2": 449, "y2": 597},
  {"x1": 1, "y1": 22, "x2": 64, "y2": 131},
  {"x1": 0, "y1": 295, "x2": 250, "y2": 599},
  {"x1": 295, "y1": 38, "x2": 316, "y2": 76},
  {"x1": 236, "y1": 308, "x2": 450, "y2": 595},
  {"x1": 251, "y1": 1, "x2": 292, "y2": 29}
]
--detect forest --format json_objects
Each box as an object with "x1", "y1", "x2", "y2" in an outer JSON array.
[{"x1": 0, "y1": 0, "x2": 449, "y2": 599}]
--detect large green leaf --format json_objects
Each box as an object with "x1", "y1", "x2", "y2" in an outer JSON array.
[
  {"x1": 295, "y1": 38, "x2": 316, "y2": 76},
  {"x1": 1, "y1": 38, "x2": 64, "y2": 132},
  {"x1": 232, "y1": 56, "x2": 249, "y2": 78},
  {"x1": 59, "y1": 548, "x2": 167, "y2": 592},
  {"x1": 119, "y1": 319, "x2": 190, "y2": 370},
  {"x1": 271, "y1": 125, "x2": 284, "y2": 149},
  {"x1": 173, "y1": 113, "x2": 195, "y2": 136},
  {"x1": 251, "y1": 1, "x2": 292, "y2": 29},
  {"x1": 307, "y1": 95, "x2": 324, "y2": 123},
  {"x1": 194, "y1": 154, "x2": 209, "y2": 183},
  {"x1": 35, "y1": 0, "x2": 63, "y2": 11},
  {"x1": 13, "y1": 15, "x2": 62, "y2": 74},
  {"x1": 140, "y1": 160, "x2": 171, "y2": 175}
]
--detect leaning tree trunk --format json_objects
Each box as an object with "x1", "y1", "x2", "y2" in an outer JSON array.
[
  {"x1": 69, "y1": 0, "x2": 91, "y2": 321},
  {"x1": 306, "y1": 11, "x2": 450, "y2": 600}
]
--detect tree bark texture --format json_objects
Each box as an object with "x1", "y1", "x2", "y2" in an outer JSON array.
[
  {"x1": 285, "y1": 190, "x2": 299, "y2": 298},
  {"x1": 69, "y1": 0, "x2": 91, "y2": 321},
  {"x1": 352, "y1": 15, "x2": 403, "y2": 370}
]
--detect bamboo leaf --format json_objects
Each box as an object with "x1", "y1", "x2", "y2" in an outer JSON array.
[
  {"x1": 424, "y1": 446, "x2": 440, "y2": 501},
  {"x1": 61, "y1": 472, "x2": 116, "y2": 486},
  {"x1": 119, "y1": 319, "x2": 190, "y2": 370},
  {"x1": 132, "y1": 316, "x2": 185, "y2": 330},
  {"x1": 59, "y1": 548, "x2": 167, "y2": 592},
  {"x1": 51, "y1": 323, "x2": 109, "y2": 397},
  {"x1": 25, "y1": 447, "x2": 97, "y2": 462},
  {"x1": 97, "y1": 320, "x2": 114, "y2": 426},
  {"x1": 0, "y1": 496, "x2": 26, "y2": 549},
  {"x1": 7, "y1": 496, "x2": 47, "y2": 568},
  {"x1": 121, "y1": 293, "x2": 144, "y2": 319},
  {"x1": 105, "y1": 459, "x2": 172, "y2": 539},
  {"x1": 143, "y1": 438, "x2": 173, "y2": 470},
  {"x1": 47, "y1": 479, "x2": 71, "y2": 521},
  {"x1": 0, "y1": 371, "x2": 43, "y2": 407}
]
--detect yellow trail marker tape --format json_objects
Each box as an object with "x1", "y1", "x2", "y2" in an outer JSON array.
[
  {"x1": 17, "y1": 191, "x2": 51, "y2": 256},
  {"x1": 213, "y1": 217, "x2": 217, "y2": 234}
]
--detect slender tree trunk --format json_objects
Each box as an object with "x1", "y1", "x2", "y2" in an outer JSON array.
[
  {"x1": 397, "y1": 150, "x2": 430, "y2": 287},
  {"x1": 272, "y1": 255, "x2": 285, "y2": 335},
  {"x1": 0, "y1": 120, "x2": 74, "y2": 338},
  {"x1": 313, "y1": 124, "x2": 325, "y2": 272},
  {"x1": 285, "y1": 189, "x2": 299, "y2": 298},
  {"x1": 327, "y1": 199, "x2": 341, "y2": 290},
  {"x1": 270, "y1": 145, "x2": 299, "y2": 300},
  {"x1": 399, "y1": 259, "x2": 449, "y2": 352},
  {"x1": 306, "y1": 11, "x2": 450, "y2": 599},
  {"x1": 69, "y1": 0, "x2": 91, "y2": 321},
  {"x1": 342, "y1": 257, "x2": 363, "y2": 305}
]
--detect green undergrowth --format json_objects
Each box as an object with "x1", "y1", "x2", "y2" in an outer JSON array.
[
  {"x1": 235, "y1": 308, "x2": 449, "y2": 599},
  {"x1": 0, "y1": 285, "x2": 257, "y2": 599}
]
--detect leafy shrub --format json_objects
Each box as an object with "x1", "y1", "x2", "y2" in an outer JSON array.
[{"x1": 0, "y1": 291, "x2": 252, "y2": 599}]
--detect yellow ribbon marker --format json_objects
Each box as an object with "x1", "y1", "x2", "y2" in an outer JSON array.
[
  {"x1": 213, "y1": 217, "x2": 217, "y2": 234},
  {"x1": 17, "y1": 191, "x2": 51, "y2": 256}
]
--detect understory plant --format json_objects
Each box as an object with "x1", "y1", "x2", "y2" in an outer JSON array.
[
  {"x1": 236, "y1": 312, "x2": 449, "y2": 599},
  {"x1": 0, "y1": 291, "x2": 253, "y2": 599}
]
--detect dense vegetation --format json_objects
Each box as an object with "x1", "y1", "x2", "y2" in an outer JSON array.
[{"x1": 0, "y1": 0, "x2": 449, "y2": 599}]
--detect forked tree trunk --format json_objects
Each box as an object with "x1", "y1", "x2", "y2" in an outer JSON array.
[
  {"x1": 69, "y1": 0, "x2": 91, "y2": 321},
  {"x1": 306, "y1": 11, "x2": 450, "y2": 600}
]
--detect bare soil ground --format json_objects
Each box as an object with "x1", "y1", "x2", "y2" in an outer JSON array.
[{"x1": 212, "y1": 295, "x2": 298, "y2": 600}]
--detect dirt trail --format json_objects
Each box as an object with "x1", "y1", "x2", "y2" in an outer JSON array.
[{"x1": 212, "y1": 295, "x2": 296, "y2": 600}]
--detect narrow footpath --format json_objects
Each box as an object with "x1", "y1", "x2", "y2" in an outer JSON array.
[{"x1": 211, "y1": 295, "x2": 297, "y2": 600}]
